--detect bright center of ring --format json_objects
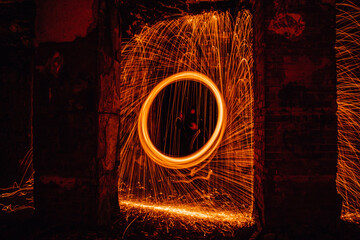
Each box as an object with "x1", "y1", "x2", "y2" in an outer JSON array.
[{"x1": 138, "y1": 71, "x2": 227, "y2": 169}]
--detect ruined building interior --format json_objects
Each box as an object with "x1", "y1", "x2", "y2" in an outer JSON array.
[{"x1": 1, "y1": 0, "x2": 360, "y2": 239}]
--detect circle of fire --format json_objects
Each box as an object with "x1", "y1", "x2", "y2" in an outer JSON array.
[{"x1": 138, "y1": 71, "x2": 227, "y2": 169}]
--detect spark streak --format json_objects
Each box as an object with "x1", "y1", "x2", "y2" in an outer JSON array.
[
  {"x1": 118, "y1": 10, "x2": 254, "y2": 231},
  {"x1": 138, "y1": 71, "x2": 226, "y2": 169},
  {"x1": 120, "y1": 200, "x2": 253, "y2": 226},
  {"x1": 336, "y1": 0, "x2": 360, "y2": 222}
]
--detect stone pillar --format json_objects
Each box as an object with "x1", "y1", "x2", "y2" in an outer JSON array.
[
  {"x1": 34, "y1": 0, "x2": 123, "y2": 226},
  {"x1": 33, "y1": 0, "x2": 99, "y2": 225},
  {"x1": 96, "y1": 0, "x2": 121, "y2": 226},
  {"x1": 252, "y1": 0, "x2": 341, "y2": 236}
]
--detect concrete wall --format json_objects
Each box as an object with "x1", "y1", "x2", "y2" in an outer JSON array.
[{"x1": 252, "y1": 0, "x2": 341, "y2": 237}]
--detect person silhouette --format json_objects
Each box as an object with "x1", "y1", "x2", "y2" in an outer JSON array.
[{"x1": 176, "y1": 107, "x2": 208, "y2": 155}]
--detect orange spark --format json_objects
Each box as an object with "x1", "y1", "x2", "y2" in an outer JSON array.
[
  {"x1": 117, "y1": 10, "x2": 254, "y2": 231},
  {"x1": 336, "y1": 0, "x2": 360, "y2": 222},
  {"x1": 119, "y1": 200, "x2": 253, "y2": 226}
]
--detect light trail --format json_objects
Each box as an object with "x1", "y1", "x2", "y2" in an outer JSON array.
[
  {"x1": 0, "y1": 148, "x2": 34, "y2": 213},
  {"x1": 138, "y1": 71, "x2": 226, "y2": 169},
  {"x1": 117, "y1": 10, "x2": 254, "y2": 231},
  {"x1": 336, "y1": 0, "x2": 360, "y2": 221}
]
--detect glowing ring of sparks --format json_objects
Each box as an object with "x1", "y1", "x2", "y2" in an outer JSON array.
[{"x1": 138, "y1": 71, "x2": 227, "y2": 169}]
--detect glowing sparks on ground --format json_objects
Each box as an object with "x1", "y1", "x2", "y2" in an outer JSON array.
[
  {"x1": 119, "y1": 200, "x2": 253, "y2": 226},
  {"x1": 336, "y1": 0, "x2": 360, "y2": 222},
  {"x1": 0, "y1": 148, "x2": 34, "y2": 213},
  {"x1": 118, "y1": 10, "x2": 254, "y2": 231},
  {"x1": 138, "y1": 71, "x2": 226, "y2": 169}
]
